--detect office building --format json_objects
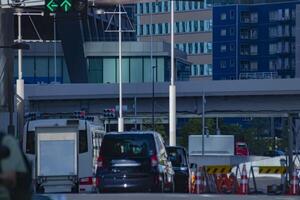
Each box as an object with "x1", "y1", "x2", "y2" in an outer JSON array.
[
  {"x1": 136, "y1": 0, "x2": 213, "y2": 78},
  {"x1": 213, "y1": 0, "x2": 299, "y2": 80},
  {"x1": 17, "y1": 41, "x2": 190, "y2": 84}
]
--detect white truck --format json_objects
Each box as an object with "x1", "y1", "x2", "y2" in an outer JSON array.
[
  {"x1": 22, "y1": 118, "x2": 105, "y2": 193},
  {"x1": 188, "y1": 135, "x2": 235, "y2": 156}
]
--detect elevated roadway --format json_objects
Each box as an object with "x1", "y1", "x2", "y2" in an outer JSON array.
[{"x1": 25, "y1": 78, "x2": 300, "y2": 117}]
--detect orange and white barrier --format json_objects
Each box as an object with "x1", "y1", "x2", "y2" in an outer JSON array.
[
  {"x1": 196, "y1": 167, "x2": 205, "y2": 194},
  {"x1": 288, "y1": 168, "x2": 299, "y2": 195},
  {"x1": 238, "y1": 164, "x2": 249, "y2": 195}
]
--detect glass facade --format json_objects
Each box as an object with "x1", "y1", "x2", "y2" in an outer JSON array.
[
  {"x1": 191, "y1": 64, "x2": 212, "y2": 76},
  {"x1": 176, "y1": 42, "x2": 212, "y2": 55},
  {"x1": 137, "y1": 0, "x2": 213, "y2": 15},
  {"x1": 138, "y1": 20, "x2": 212, "y2": 36},
  {"x1": 14, "y1": 56, "x2": 70, "y2": 84},
  {"x1": 19, "y1": 55, "x2": 190, "y2": 84},
  {"x1": 87, "y1": 56, "x2": 190, "y2": 84}
]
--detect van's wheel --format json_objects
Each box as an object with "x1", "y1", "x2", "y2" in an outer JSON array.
[
  {"x1": 171, "y1": 181, "x2": 175, "y2": 193},
  {"x1": 71, "y1": 184, "x2": 79, "y2": 193},
  {"x1": 36, "y1": 185, "x2": 44, "y2": 194},
  {"x1": 161, "y1": 179, "x2": 165, "y2": 193}
]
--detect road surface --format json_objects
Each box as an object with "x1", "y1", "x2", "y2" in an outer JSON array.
[{"x1": 34, "y1": 193, "x2": 299, "y2": 200}]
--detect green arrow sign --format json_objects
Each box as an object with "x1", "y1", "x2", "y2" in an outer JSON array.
[
  {"x1": 46, "y1": 0, "x2": 58, "y2": 12},
  {"x1": 60, "y1": 0, "x2": 72, "y2": 12}
]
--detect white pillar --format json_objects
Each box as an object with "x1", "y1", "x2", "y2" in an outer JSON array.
[
  {"x1": 118, "y1": 4, "x2": 124, "y2": 132},
  {"x1": 169, "y1": 85, "x2": 176, "y2": 146},
  {"x1": 16, "y1": 12, "x2": 24, "y2": 137},
  {"x1": 54, "y1": 14, "x2": 57, "y2": 83},
  {"x1": 169, "y1": 0, "x2": 176, "y2": 146}
]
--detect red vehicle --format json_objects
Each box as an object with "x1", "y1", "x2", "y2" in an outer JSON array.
[{"x1": 235, "y1": 142, "x2": 249, "y2": 156}]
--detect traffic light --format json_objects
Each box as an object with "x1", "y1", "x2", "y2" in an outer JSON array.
[
  {"x1": 45, "y1": 0, "x2": 88, "y2": 17},
  {"x1": 104, "y1": 109, "x2": 116, "y2": 118}
]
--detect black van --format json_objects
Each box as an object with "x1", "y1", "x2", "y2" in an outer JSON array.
[
  {"x1": 166, "y1": 146, "x2": 189, "y2": 193},
  {"x1": 96, "y1": 132, "x2": 175, "y2": 192}
]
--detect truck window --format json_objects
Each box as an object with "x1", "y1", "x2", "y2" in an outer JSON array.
[
  {"x1": 26, "y1": 131, "x2": 35, "y2": 154},
  {"x1": 79, "y1": 130, "x2": 88, "y2": 153}
]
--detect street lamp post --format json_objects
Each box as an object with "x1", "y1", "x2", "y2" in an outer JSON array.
[
  {"x1": 152, "y1": 65, "x2": 156, "y2": 131},
  {"x1": 99, "y1": 5, "x2": 135, "y2": 132},
  {"x1": 169, "y1": 0, "x2": 176, "y2": 146},
  {"x1": 117, "y1": 4, "x2": 124, "y2": 132},
  {"x1": 16, "y1": 12, "x2": 25, "y2": 139}
]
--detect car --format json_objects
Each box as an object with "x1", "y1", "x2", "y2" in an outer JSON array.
[
  {"x1": 264, "y1": 150, "x2": 285, "y2": 157},
  {"x1": 96, "y1": 131, "x2": 175, "y2": 193},
  {"x1": 166, "y1": 146, "x2": 189, "y2": 193},
  {"x1": 235, "y1": 142, "x2": 249, "y2": 156}
]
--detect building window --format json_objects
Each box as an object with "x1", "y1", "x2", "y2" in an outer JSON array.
[
  {"x1": 158, "y1": 23, "x2": 162, "y2": 34},
  {"x1": 230, "y1": 10, "x2": 235, "y2": 19},
  {"x1": 221, "y1": 13, "x2": 227, "y2": 20},
  {"x1": 139, "y1": 25, "x2": 143, "y2": 35},
  {"x1": 241, "y1": 12, "x2": 257, "y2": 23},
  {"x1": 175, "y1": 22, "x2": 180, "y2": 33},
  {"x1": 145, "y1": 3, "x2": 150, "y2": 14},
  {"x1": 188, "y1": 1, "x2": 193, "y2": 10},
  {"x1": 241, "y1": 45, "x2": 249, "y2": 55},
  {"x1": 250, "y1": 13, "x2": 258, "y2": 23},
  {"x1": 207, "y1": 43, "x2": 212, "y2": 53},
  {"x1": 230, "y1": 44, "x2": 235, "y2": 52},
  {"x1": 164, "y1": 23, "x2": 169, "y2": 34},
  {"x1": 221, "y1": 28, "x2": 227, "y2": 36},
  {"x1": 220, "y1": 61, "x2": 227, "y2": 69},
  {"x1": 230, "y1": 60, "x2": 235, "y2": 68},
  {"x1": 269, "y1": 60, "x2": 277, "y2": 71},
  {"x1": 175, "y1": 1, "x2": 180, "y2": 11},
  {"x1": 250, "y1": 45, "x2": 258, "y2": 55},
  {"x1": 151, "y1": 24, "x2": 156, "y2": 34},
  {"x1": 220, "y1": 45, "x2": 227, "y2": 52},
  {"x1": 146, "y1": 24, "x2": 150, "y2": 35},
  {"x1": 157, "y1": 1, "x2": 162, "y2": 13},
  {"x1": 139, "y1": 3, "x2": 143, "y2": 14},
  {"x1": 240, "y1": 61, "x2": 250, "y2": 71},
  {"x1": 194, "y1": 20, "x2": 199, "y2": 32},
  {"x1": 250, "y1": 61, "x2": 258, "y2": 71},
  {"x1": 230, "y1": 28, "x2": 235, "y2": 36},
  {"x1": 152, "y1": 2, "x2": 156, "y2": 13}
]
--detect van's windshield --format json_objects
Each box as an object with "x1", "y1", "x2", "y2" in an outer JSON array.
[{"x1": 101, "y1": 134, "x2": 156, "y2": 158}]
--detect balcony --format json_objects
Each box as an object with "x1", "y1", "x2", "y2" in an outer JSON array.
[{"x1": 239, "y1": 72, "x2": 278, "y2": 80}]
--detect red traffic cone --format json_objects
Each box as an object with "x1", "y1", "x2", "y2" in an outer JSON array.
[
  {"x1": 238, "y1": 164, "x2": 248, "y2": 195},
  {"x1": 288, "y1": 168, "x2": 299, "y2": 195}
]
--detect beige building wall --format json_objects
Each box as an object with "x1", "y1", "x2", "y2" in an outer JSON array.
[{"x1": 137, "y1": 5, "x2": 213, "y2": 77}]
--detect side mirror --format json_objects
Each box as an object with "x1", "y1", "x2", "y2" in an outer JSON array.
[{"x1": 190, "y1": 163, "x2": 197, "y2": 169}]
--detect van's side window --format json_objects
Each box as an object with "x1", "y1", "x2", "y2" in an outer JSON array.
[
  {"x1": 26, "y1": 131, "x2": 35, "y2": 154},
  {"x1": 79, "y1": 130, "x2": 88, "y2": 153}
]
